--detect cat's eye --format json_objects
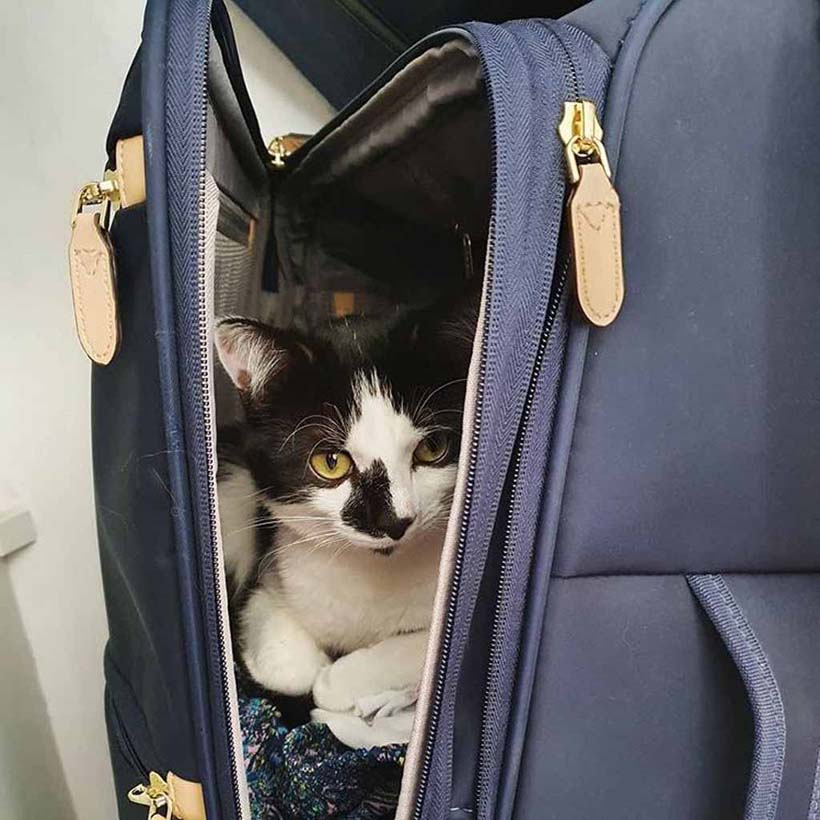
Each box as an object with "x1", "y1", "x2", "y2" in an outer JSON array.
[
  {"x1": 309, "y1": 450, "x2": 354, "y2": 481},
  {"x1": 413, "y1": 431, "x2": 450, "y2": 466}
]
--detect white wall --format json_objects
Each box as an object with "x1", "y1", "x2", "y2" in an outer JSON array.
[{"x1": 0, "y1": 4, "x2": 331, "y2": 819}]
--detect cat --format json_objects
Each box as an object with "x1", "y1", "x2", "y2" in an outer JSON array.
[{"x1": 215, "y1": 298, "x2": 475, "y2": 714}]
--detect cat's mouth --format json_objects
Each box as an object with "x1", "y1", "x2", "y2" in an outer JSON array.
[{"x1": 372, "y1": 545, "x2": 396, "y2": 557}]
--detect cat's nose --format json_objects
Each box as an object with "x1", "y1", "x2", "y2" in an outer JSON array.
[{"x1": 381, "y1": 515, "x2": 415, "y2": 541}]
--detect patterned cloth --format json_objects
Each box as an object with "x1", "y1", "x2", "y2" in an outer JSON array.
[{"x1": 239, "y1": 690, "x2": 406, "y2": 819}]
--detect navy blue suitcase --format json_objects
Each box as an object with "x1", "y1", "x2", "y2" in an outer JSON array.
[
  {"x1": 74, "y1": 0, "x2": 820, "y2": 817},
  {"x1": 231, "y1": 0, "x2": 586, "y2": 108}
]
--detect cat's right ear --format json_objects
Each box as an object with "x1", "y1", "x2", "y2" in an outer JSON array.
[{"x1": 215, "y1": 317, "x2": 312, "y2": 398}]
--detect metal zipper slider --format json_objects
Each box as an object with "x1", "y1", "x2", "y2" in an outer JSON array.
[
  {"x1": 128, "y1": 772, "x2": 176, "y2": 820},
  {"x1": 267, "y1": 132, "x2": 311, "y2": 168},
  {"x1": 558, "y1": 100, "x2": 624, "y2": 326}
]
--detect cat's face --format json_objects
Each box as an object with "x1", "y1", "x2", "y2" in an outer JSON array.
[{"x1": 216, "y1": 310, "x2": 472, "y2": 555}]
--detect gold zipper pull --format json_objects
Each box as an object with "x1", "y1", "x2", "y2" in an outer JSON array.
[
  {"x1": 69, "y1": 171, "x2": 121, "y2": 365},
  {"x1": 558, "y1": 100, "x2": 624, "y2": 327},
  {"x1": 69, "y1": 136, "x2": 145, "y2": 366},
  {"x1": 128, "y1": 772, "x2": 176, "y2": 820},
  {"x1": 268, "y1": 133, "x2": 311, "y2": 168}
]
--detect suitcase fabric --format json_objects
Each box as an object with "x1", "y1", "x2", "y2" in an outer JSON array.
[
  {"x1": 232, "y1": 0, "x2": 586, "y2": 108},
  {"x1": 85, "y1": 0, "x2": 820, "y2": 818}
]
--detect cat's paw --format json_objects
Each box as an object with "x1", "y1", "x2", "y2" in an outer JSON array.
[
  {"x1": 313, "y1": 631, "x2": 429, "y2": 712},
  {"x1": 241, "y1": 588, "x2": 330, "y2": 695},
  {"x1": 243, "y1": 639, "x2": 330, "y2": 696},
  {"x1": 312, "y1": 647, "x2": 395, "y2": 712}
]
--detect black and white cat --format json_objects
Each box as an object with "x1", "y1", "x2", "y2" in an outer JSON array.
[{"x1": 215, "y1": 301, "x2": 473, "y2": 713}]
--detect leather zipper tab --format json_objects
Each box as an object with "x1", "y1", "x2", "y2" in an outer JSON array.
[
  {"x1": 69, "y1": 179, "x2": 121, "y2": 365},
  {"x1": 69, "y1": 136, "x2": 145, "y2": 365},
  {"x1": 558, "y1": 100, "x2": 624, "y2": 326}
]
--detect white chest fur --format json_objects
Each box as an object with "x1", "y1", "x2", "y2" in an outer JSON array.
[{"x1": 271, "y1": 521, "x2": 443, "y2": 654}]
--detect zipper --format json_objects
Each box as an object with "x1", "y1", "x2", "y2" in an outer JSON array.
[
  {"x1": 472, "y1": 24, "x2": 622, "y2": 818},
  {"x1": 473, "y1": 23, "x2": 579, "y2": 807},
  {"x1": 74, "y1": 173, "x2": 121, "y2": 224},
  {"x1": 70, "y1": 135, "x2": 147, "y2": 366},
  {"x1": 69, "y1": 171, "x2": 122, "y2": 366},
  {"x1": 411, "y1": 31, "x2": 505, "y2": 817},
  {"x1": 558, "y1": 99, "x2": 623, "y2": 326},
  {"x1": 474, "y1": 251, "x2": 572, "y2": 813},
  {"x1": 412, "y1": 225, "x2": 494, "y2": 819},
  {"x1": 128, "y1": 772, "x2": 176, "y2": 820},
  {"x1": 194, "y1": 41, "x2": 246, "y2": 820},
  {"x1": 268, "y1": 133, "x2": 312, "y2": 169}
]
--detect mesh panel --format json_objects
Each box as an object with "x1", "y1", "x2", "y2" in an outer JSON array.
[{"x1": 215, "y1": 232, "x2": 256, "y2": 318}]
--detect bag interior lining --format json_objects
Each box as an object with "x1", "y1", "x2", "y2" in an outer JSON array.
[{"x1": 275, "y1": 40, "x2": 490, "y2": 314}]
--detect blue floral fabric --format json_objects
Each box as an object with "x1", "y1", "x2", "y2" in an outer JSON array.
[{"x1": 239, "y1": 690, "x2": 406, "y2": 819}]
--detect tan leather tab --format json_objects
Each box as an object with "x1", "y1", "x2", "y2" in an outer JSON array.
[
  {"x1": 115, "y1": 135, "x2": 146, "y2": 208},
  {"x1": 280, "y1": 133, "x2": 310, "y2": 155},
  {"x1": 568, "y1": 162, "x2": 624, "y2": 326},
  {"x1": 332, "y1": 291, "x2": 356, "y2": 317},
  {"x1": 168, "y1": 773, "x2": 206, "y2": 820},
  {"x1": 68, "y1": 212, "x2": 120, "y2": 364}
]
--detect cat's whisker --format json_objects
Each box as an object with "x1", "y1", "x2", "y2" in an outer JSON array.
[
  {"x1": 325, "y1": 403, "x2": 348, "y2": 436},
  {"x1": 256, "y1": 529, "x2": 339, "y2": 578},
  {"x1": 413, "y1": 377, "x2": 468, "y2": 422},
  {"x1": 279, "y1": 413, "x2": 347, "y2": 453},
  {"x1": 224, "y1": 515, "x2": 341, "y2": 536},
  {"x1": 278, "y1": 422, "x2": 328, "y2": 453}
]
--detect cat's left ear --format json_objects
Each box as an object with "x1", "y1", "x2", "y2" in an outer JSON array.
[{"x1": 214, "y1": 317, "x2": 313, "y2": 398}]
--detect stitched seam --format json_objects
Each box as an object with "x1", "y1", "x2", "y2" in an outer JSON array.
[
  {"x1": 117, "y1": 139, "x2": 128, "y2": 208},
  {"x1": 613, "y1": 0, "x2": 651, "y2": 65},
  {"x1": 72, "y1": 228, "x2": 116, "y2": 360},
  {"x1": 576, "y1": 200, "x2": 620, "y2": 321}
]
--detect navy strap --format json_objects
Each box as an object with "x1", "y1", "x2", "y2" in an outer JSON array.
[{"x1": 686, "y1": 574, "x2": 786, "y2": 820}]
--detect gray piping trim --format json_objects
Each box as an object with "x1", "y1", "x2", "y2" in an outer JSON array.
[
  {"x1": 686, "y1": 574, "x2": 786, "y2": 820},
  {"x1": 808, "y1": 748, "x2": 820, "y2": 820}
]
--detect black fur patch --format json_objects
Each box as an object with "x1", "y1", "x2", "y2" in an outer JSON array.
[{"x1": 340, "y1": 459, "x2": 414, "y2": 541}]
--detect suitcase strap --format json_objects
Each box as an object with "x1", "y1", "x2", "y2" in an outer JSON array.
[{"x1": 687, "y1": 574, "x2": 786, "y2": 820}]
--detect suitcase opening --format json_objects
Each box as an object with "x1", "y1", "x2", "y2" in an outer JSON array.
[{"x1": 204, "y1": 28, "x2": 491, "y2": 818}]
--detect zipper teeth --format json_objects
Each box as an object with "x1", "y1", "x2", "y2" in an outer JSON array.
[
  {"x1": 199, "y1": 252, "x2": 243, "y2": 819},
  {"x1": 475, "y1": 21, "x2": 581, "y2": 815},
  {"x1": 411, "y1": 219, "x2": 496, "y2": 819},
  {"x1": 475, "y1": 257, "x2": 571, "y2": 808},
  {"x1": 196, "y1": 70, "x2": 244, "y2": 820},
  {"x1": 413, "y1": 22, "x2": 583, "y2": 815}
]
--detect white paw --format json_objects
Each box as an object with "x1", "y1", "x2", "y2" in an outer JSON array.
[
  {"x1": 312, "y1": 648, "x2": 378, "y2": 712},
  {"x1": 243, "y1": 633, "x2": 329, "y2": 696},
  {"x1": 240, "y1": 588, "x2": 330, "y2": 695}
]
